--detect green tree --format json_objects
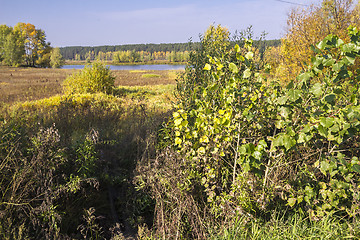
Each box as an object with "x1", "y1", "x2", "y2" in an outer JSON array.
[
  {"x1": 0, "y1": 24, "x2": 13, "y2": 62},
  {"x1": 36, "y1": 44, "x2": 52, "y2": 68},
  {"x1": 2, "y1": 28, "x2": 25, "y2": 66},
  {"x1": 50, "y1": 47, "x2": 65, "y2": 68}
]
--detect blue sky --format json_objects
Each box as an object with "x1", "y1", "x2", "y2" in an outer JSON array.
[{"x1": 0, "y1": 0, "x2": 317, "y2": 47}]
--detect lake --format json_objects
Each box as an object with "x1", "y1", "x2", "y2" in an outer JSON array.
[{"x1": 62, "y1": 64, "x2": 186, "y2": 70}]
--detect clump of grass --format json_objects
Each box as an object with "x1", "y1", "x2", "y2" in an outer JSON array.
[
  {"x1": 115, "y1": 85, "x2": 175, "y2": 110},
  {"x1": 167, "y1": 70, "x2": 181, "y2": 80},
  {"x1": 211, "y1": 213, "x2": 360, "y2": 240},
  {"x1": 130, "y1": 70, "x2": 147, "y2": 73},
  {"x1": 141, "y1": 74, "x2": 161, "y2": 78}
]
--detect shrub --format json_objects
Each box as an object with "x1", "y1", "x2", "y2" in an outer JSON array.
[{"x1": 63, "y1": 61, "x2": 115, "y2": 94}]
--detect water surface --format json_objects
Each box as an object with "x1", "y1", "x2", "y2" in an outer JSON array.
[{"x1": 62, "y1": 64, "x2": 185, "y2": 70}]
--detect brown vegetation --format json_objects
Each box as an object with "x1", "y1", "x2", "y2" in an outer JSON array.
[{"x1": 0, "y1": 66, "x2": 181, "y2": 104}]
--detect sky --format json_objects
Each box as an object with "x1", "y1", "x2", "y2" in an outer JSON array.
[{"x1": 0, "y1": 0, "x2": 318, "y2": 47}]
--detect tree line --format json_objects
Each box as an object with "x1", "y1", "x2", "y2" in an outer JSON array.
[
  {"x1": 60, "y1": 42, "x2": 199, "y2": 60},
  {"x1": 60, "y1": 40, "x2": 281, "y2": 63},
  {"x1": 0, "y1": 23, "x2": 64, "y2": 68},
  {"x1": 74, "y1": 50, "x2": 191, "y2": 63}
]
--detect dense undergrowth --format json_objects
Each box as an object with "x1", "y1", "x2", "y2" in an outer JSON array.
[
  {"x1": 2, "y1": 23, "x2": 360, "y2": 239},
  {"x1": 0, "y1": 76, "x2": 173, "y2": 239}
]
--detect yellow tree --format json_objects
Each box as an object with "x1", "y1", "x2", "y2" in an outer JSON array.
[
  {"x1": 14, "y1": 23, "x2": 51, "y2": 67},
  {"x1": 275, "y1": 0, "x2": 360, "y2": 83},
  {"x1": 50, "y1": 47, "x2": 65, "y2": 68}
]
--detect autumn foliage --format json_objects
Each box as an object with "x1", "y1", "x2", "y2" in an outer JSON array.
[
  {"x1": 0, "y1": 22, "x2": 62, "y2": 68},
  {"x1": 271, "y1": 0, "x2": 360, "y2": 83}
]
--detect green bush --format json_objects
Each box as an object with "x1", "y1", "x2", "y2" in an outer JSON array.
[
  {"x1": 63, "y1": 62, "x2": 115, "y2": 94},
  {"x1": 138, "y1": 25, "x2": 360, "y2": 238}
]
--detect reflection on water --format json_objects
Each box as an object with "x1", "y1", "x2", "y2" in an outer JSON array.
[{"x1": 62, "y1": 64, "x2": 185, "y2": 70}]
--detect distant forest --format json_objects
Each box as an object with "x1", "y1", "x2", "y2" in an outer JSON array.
[{"x1": 60, "y1": 40, "x2": 281, "y2": 62}]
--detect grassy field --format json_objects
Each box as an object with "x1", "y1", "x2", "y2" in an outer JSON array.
[
  {"x1": 1, "y1": 66, "x2": 359, "y2": 239},
  {"x1": 0, "y1": 65, "x2": 179, "y2": 239},
  {"x1": 0, "y1": 66, "x2": 180, "y2": 104}
]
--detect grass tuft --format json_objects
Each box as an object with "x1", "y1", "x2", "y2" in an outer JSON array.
[
  {"x1": 141, "y1": 74, "x2": 161, "y2": 78},
  {"x1": 212, "y1": 213, "x2": 360, "y2": 240}
]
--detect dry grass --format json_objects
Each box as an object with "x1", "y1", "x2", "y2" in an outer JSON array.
[
  {"x1": 0, "y1": 66, "x2": 182, "y2": 104},
  {"x1": 113, "y1": 69, "x2": 181, "y2": 86},
  {"x1": 0, "y1": 66, "x2": 72, "y2": 103}
]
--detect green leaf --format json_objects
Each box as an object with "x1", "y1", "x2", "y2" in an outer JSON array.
[
  {"x1": 324, "y1": 94, "x2": 336, "y2": 105},
  {"x1": 204, "y1": 63, "x2": 211, "y2": 71},
  {"x1": 279, "y1": 107, "x2": 291, "y2": 119},
  {"x1": 273, "y1": 134, "x2": 284, "y2": 147},
  {"x1": 174, "y1": 118, "x2": 183, "y2": 126},
  {"x1": 275, "y1": 120, "x2": 285, "y2": 129},
  {"x1": 245, "y1": 51, "x2": 254, "y2": 60},
  {"x1": 175, "y1": 137, "x2": 182, "y2": 145},
  {"x1": 301, "y1": 125, "x2": 311, "y2": 133},
  {"x1": 287, "y1": 89, "x2": 301, "y2": 102},
  {"x1": 243, "y1": 69, "x2": 251, "y2": 78},
  {"x1": 283, "y1": 135, "x2": 296, "y2": 150},
  {"x1": 234, "y1": 44, "x2": 240, "y2": 52},
  {"x1": 197, "y1": 147, "x2": 206, "y2": 155},
  {"x1": 173, "y1": 112, "x2": 180, "y2": 118},
  {"x1": 323, "y1": 57, "x2": 336, "y2": 67},
  {"x1": 318, "y1": 125, "x2": 328, "y2": 137},
  {"x1": 305, "y1": 186, "x2": 315, "y2": 198},
  {"x1": 345, "y1": 55, "x2": 356, "y2": 65},
  {"x1": 253, "y1": 151, "x2": 262, "y2": 160},
  {"x1": 352, "y1": 164, "x2": 360, "y2": 173},
  {"x1": 239, "y1": 145, "x2": 247, "y2": 155},
  {"x1": 332, "y1": 62, "x2": 344, "y2": 72},
  {"x1": 276, "y1": 96, "x2": 288, "y2": 105},
  {"x1": 320, "y1": 117, "x2": 334, "y2": 128},
  {"x1": 258, "y1": 140, "x2": 268, "y2": 149},
  {"x1": 319, "y1": 182, "x2": 327, "y2": 189},
  {"x1": 229, "y1": 62, "x2": 239, "y2": 73},
  {"x1": 209, "y1": 83, "x2": 219, "y2": 92},
  {"x1": 310, "y1": 83, "x2": 323, "y2": 97},
  {"x1": 200, "y1": 135, "x2": 209, "y2": 143},
  {"x1": 351, "y1": 157, "x2": 359, "y2": 165},
  {"x1": 320, "y1": 161, "x2": 331, "y2": 175},
  {"x1": 329, "y1": 123, "x2": 339, "y2": 133},
  {"x1": 298, "y1": 132, "x2": 308, "y2": 143},
  {"x1": 243, "y1": 161, "x2": 251, "y2": 172},
  {"x1": 288, "y1": 198, "x2": 297, "y2": 207},
  {"x1": 297, "y1": 72, "x2": 312, "y2": 82},
  {"x1": 341, "y1": 43, "x2": 357, "y2": 53},
  {"x1": 336, "y1": 38, "x2": 344, "y2": 47},
  {"x1": 317, "y1": 40, "x2": 326, "y2": 50}
]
